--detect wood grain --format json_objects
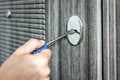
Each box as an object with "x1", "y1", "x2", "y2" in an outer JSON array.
[
  {"x1": 47, "y1": 0, "x2": 101, "y2": 80},
  {"x1": 116, "y1": 0, "x2": 120, "y2": 80},
  {"x1": 59, "y1": 0, "x2": 88, "y2": 80},
  {"x1": 0, "y1": 0, "x2": 108, "y2": 80},
  {"x1": 0, "y1": 0, "x2": 46, "y2": 64},
  {"x1": 103, "y1": 0, "x2": 117, "y2": 80}
]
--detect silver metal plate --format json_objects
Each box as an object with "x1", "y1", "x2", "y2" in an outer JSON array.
[{"x1": 67, "y1": 16, "x2": 83, "y2": 45}]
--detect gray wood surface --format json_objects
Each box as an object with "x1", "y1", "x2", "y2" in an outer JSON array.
[
  {"x1": 116, "y1": 0, "x2": 120, "y2": 80},
  {"x1": 0, "y1": 0, "x2": 45, "y2": 5},
  {"x1": 103, "y1": 0, "x2": 117, "y2": 80},
  {"x1": 0, "y1": 0, "x2": 46, "y2": 64},
  {"x1": 47, "y1": 0, "x2": 102, "y2": 80},
  {"x1": 87, "y1": 0, "x2": 102, "y2": 80},
  {"x1": 59, "y1": 0, "x2": 88, "y2": 79},
  {"x1": 47, "y1": 0, "x2": 61, "y2": 80},
  {"x1": 1, "y1": 0, "x2": 119, "y2": 80}
]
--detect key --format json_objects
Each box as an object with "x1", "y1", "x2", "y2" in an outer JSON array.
[{"x1": 31, "y1": 29, "x2": 79, "y2": 54}]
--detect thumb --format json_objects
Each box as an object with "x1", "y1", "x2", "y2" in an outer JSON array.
[{"x1": 14, "y1": 38, "x2": 45, "y2": 55}]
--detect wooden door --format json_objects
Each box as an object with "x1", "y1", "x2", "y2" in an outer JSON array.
[
  {"x1": 1, "y1": 0, "x2": 119, "y2": 80},
  {"x1": 47, "y1": 0, "x2": 102, "y2": 80}
]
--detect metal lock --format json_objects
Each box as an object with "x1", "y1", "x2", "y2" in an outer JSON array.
[{"x1": 67, "y1": 16, "x2": 83, "y2": 45}]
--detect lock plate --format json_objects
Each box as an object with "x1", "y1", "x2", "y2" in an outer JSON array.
[{"x1": 67, "y1": 16, "x2": 83, "y2": 45}]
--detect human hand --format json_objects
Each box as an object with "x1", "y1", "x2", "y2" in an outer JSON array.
[{"x1": 0, "y1": 38, "x2": 51, "y2": 80}]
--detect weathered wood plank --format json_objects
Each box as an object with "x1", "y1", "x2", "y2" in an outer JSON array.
[
  {"x1": 103, "y1": 0, "x2": 117, "y2": 80},
  {"x1": 0, "y1": 18, "x2": 45, "y2": 25},
  {"x1": 0, "y1": 25, "x2": 45, "y2": 33},
  {"x1": 0, "y1": 4, "x2": 45, "y2": 9},
  {"x1": 0, "y1": 28, "x2": 45, "y2": 36},
  {"x1": 86, "y1": 0, "x2": 102, "y2": 80},
  {"x1": 0, "y1": 31, "x2": 45, "y2": 40},
  {"x1": 0, "y1": 22, "x2": 45, "y2": 29},
  {"x1": 0, "y1": 0, "x2": 45, "y2": 5},
  {"x1": 0, "y1": 44, "x2": 20, "y2": 52},
  {"x1": 116, "y1": 0, "x2": 120, "y2": 80},
  {"x1": 0, "y1": 14, "x2": 45, "y2": 19},
  {"x1": 0, "y1": 37, "x2": 24, "y2": 45},
  {"x1": 103, "y1": 0, "x2": 110, "y2": 80},
  {"x1": 47, "y1": 0, "x2": 61, "y2": 80},
  {"x1": 56, "y1": 0, "x2": 88, "y2": 80},
  {"x1": 0, "y1": 9, "x2": 45, "y2": 14}
]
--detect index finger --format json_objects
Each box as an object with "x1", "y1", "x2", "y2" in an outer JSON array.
[{"x1": 14, "y1": 38, "x2": 45, "y2": 55}]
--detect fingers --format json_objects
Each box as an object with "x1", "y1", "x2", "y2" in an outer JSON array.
[
  {"x1": 39, "y1": 66, "x2": 51, "y2": 77},
  {"x1": 39, "y1": 49, "x2": 52, "y2": 60},
  {"x1": 36, "y1": 65, "x2": 51, "y2": 80},
  {"x1": 38, "y1": 77, "x2": 50, "y2": 80},
  {"x1": 33, "y1": 49, "x2": 51, "y2": 79},
  {"x1": 34, "y1": 49, "x2": 52, "y2": 64},
  {"x1": 42, "y1": 77, "x2": 50, "y2": 80},
  {"x1": 14, "y1": 38, "x2": 45, "y2": 55}
]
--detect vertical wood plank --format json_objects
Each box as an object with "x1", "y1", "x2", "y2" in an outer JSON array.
[
  {"x1": 86, "y1": 0, "x2": 102, "y2": 80},
  {"x1": 47, "y1": 0, "x2": 61, "y2": 80},
  {"x1": 59, "y1": 0, "x2": 88, "y2": 80},
  {"x1": 103, "y1": 0, "x2": 110, "y2": 80},
  {"x1": 116, "y1": 0, "x2": 120, "y2": 80},
  {"x1": 103, "y1": 0, "x2": 117, "y2": 80}
]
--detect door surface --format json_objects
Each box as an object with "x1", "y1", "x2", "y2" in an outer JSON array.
[
  {"x1": 0, "y1": 0, "x2": 119, "y2": 80},
  {"x1": 45, "y1": 0, "x2": 102, "y2": 80}
]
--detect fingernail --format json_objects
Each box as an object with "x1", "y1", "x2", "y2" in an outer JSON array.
[{"x1": 41, "y1": 40, "x2": 45, "y2": 44}]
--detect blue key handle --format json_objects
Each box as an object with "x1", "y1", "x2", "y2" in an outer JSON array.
[{"x1": 32, "y1": 44, "x2": 48, "y2": 54}]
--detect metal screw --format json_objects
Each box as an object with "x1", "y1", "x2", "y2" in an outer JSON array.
[{"x1": 5, "y1": 10, "x2": 11, "y2": 18}]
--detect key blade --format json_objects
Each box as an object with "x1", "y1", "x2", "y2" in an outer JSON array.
[
  {"x1": 46, "y1": 29, "x2": 76, "y2": 46},
  {"x1": 46, "y1": 33, "x2": 67, "y2": 46}
]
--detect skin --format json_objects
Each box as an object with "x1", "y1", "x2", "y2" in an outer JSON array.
[{"x1": 0, "y1": 38, "x2": 51, "y2": 80}]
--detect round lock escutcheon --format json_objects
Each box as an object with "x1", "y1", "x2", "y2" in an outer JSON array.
[{"x1": 67, "y1": 16, "x2": 83, "y2": 46}]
